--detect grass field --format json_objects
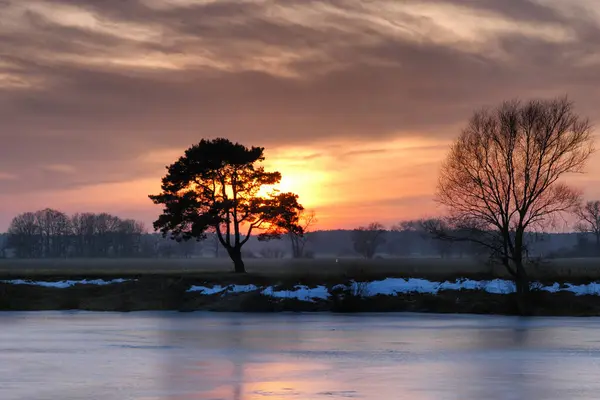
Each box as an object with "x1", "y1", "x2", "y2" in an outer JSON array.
[{"x1": 1, "y1": 256, "x2": 600, "y2": 283}]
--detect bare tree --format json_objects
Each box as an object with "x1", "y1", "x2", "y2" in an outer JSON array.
[
  {"x1": 287, "y1": 210, "x2": 317, "y2": 258},
  {"x1": 575, "y1": 200, "x2": 600, "y2": 247},
  {"x1": 115, "y1": 219, "x2": 146, "y2": 257},
  {"x1": 436, "y1": 96, "x2": 593, "y2": 301},
  {"x1": 71, "y1": 212, "x2": 97, "y2": 257},
  {"x1": 418, "y1": 218, "x2": 457, "y2": 258},
  {"x1": 389, "y1": 220, "x2": 418, "y2": 256},
  {"x1": 351, "y1": 222, "x2": 386, "y2": 259},
  {"x1": 94, "y1": 213, "x2": 121, "y2": 256},
  {"x1": 7, "y1": 212, "x2": 40, "y2": 258},
  {"x1": 34, "y1": 208, "x2": 71, "y2": 258}
]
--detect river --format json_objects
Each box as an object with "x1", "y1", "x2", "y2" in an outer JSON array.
[{"x1": 2, "y1": 312, "x2": 600, "y2": 399}]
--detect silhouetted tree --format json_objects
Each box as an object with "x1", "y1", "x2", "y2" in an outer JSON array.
[
  {"x1": 140, "y1": 234, "x2": 161, "y2": 258},
  {"x1": 0, "y1": 234, "x2": 7, "y2": 258},
  {"x1": 575, "y1": 200, "x2": 600, "y2": 249},
  {"x1": 289, "y1": 210, "x2": 317, "y2": 258},
  {"x1": 71, "y1": 213, "x2": 89, "y2": 257},
  {"x1": 436, "y1": 96, "x2": 593, "y2": 306},
  {"x1": 7, "y1": 212, "x2": 40, "y2": 258},
  {"x1": 114, "y1": 218, "x2": 146, "y2": 257},
  {"x1": 418, "y1": 217, "x2": 460, "y2": 258},
  {"x1": 352, "y1": 222, "x2": 386, "y2": 259},
  {"x1": 93, "y1": 213, "x2": 120, "y2": 256},
  {"x1": 35, "y1": 208, "x2": 71, "y2": 257},
  {"x1": 389, "y1": 220, "x2": 425, "y2": 256},
  {"x1": 149, "y1": 138, "x2": 303, "y2": 273}
]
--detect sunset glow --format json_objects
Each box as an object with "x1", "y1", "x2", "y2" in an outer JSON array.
[{"x1": 1, "y1": 0, "x2": 600, "y2": 231}]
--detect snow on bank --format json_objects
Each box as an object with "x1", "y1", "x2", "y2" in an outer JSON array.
[
  {"x1": 1, "y1": 279, "x2": 132, "y2": 288},
  {"x1": 6, "y1": 278, "x2": 600, "y2": 298}
]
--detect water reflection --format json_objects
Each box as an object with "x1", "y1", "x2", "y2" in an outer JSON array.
[
  {"x1": 154, "y1": 314, "x2": 600, "y2": 400},
  {"x1": 3, "y1": 312, "x2": 600, "y2": 399}
]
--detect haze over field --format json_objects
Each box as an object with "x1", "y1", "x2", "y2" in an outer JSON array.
[{"x1": 1, "y1": 0, "x2": 600, "y2": 231}]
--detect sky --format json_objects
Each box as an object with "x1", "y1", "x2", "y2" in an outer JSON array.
[{"x1": 1, "y1": 0, "x2": 600, "y2": 231}]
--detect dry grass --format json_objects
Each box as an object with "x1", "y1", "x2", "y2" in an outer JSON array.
[{"x1": 1, "y1": 256, "x2": 600, "y2": 282}]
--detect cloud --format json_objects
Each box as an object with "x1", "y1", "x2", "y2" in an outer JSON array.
[
  {"x1": 0, "y1": 172, "x2": 17, "y2": 180},
  {"x1": 0, "y1": 0, "x2": 599, "y2": 227},
  {"x1": 42, "y1": 164, "x2": 77, "y2": 174},
  {"x1": 338, "y1": 149, "x2": 390, "y2": 158}
]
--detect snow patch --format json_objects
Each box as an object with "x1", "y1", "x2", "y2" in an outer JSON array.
[
  {"x1": 334, "y1": 278, "x2": 600, "y2": 296},
  {"x1": 187, "y1": 285, "x2": 226, "y2": 295},
  {"x1": 187, "y1": 284, "x2": 259, "y2": 294},
  {"x1": 2, "y1": 279, "x2": 131, "y2": 288},
  {"x1": 262, "y1": 285, "x2": 330, "y2": 302},
  {"x1": 564, "y1": 282, "x2": 600, "y2": 296},
  {"x1": 231, "y1": 284, "x2": 261, "y2": 293},
  {"x1": 541, "y1": 283, "x2": 561, "y2": 293},
  {"x1": 186, "y1": 284, "x2": 329, "y2": 301},
  {"x1": 335, "y1": 278, "x2": 517, "y2": 296}
]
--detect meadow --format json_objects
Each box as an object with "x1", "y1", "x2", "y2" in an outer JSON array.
[{"x1": 1, "y1": 256, "x2": 600, "y2": 284}]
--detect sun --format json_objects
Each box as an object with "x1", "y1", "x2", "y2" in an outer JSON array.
[
  {"x1": 277, "y1": 174, "x2": 297, "y2": 193},
  {"x1": 258, "y1": 146, "x2": 335, "y2": 209},
  {"x1": 260, "y1": 167, "x2": 328, "y2": 208}
]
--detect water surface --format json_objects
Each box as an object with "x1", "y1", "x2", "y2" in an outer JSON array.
[{"x1": 2, "y1": 312, "x2": 600, "y2": 399}]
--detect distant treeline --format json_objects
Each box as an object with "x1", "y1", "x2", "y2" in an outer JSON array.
[
  {"x1": 4, "y1": 209, "x2": 148, "y2": 258},
  {"x1": 0, "y1": 209, "x2": 591, "y2": 260},
  {"x1": 2, "y1": 209, "x2": 207, "y2": 259},
  {"x1": 307, "y1": 228, "x2": 580, "y2": 259},
  {"x1": 0, "y1": 208, "x2": 243, "y2": 259}
]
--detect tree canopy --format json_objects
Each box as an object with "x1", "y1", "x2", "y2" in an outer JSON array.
[{"x1": 149, "y1": 138, "x2": 304, "y2": 272}]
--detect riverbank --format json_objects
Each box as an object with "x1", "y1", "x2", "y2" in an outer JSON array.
[{"x1": 3, "y1": 276, "x2": 600, "y2": 316}]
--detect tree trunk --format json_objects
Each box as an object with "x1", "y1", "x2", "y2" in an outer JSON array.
[
  {"x1": 514, "y1": 260, "x2": 531, "y2": 316},
  {"x1": 290, "y1": 235, "x2": 300, "y2": 258},
  {"x1": 512, "y1": 229, "x2": 531, "y2": 315},
  {"x1": 227, "y1": 246, "x2": 246, "y2": 273}
]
